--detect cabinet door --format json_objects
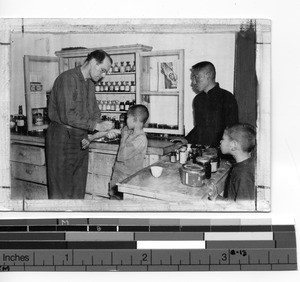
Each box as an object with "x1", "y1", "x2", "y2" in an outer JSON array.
[
  {"x1": 137, "y1": 49, "x2": 184, "y2": 135},
  {"x1": 24, "y1": 55, "x2": 59, "y2": 132}
]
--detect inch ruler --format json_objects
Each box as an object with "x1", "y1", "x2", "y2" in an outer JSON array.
[{"x1": 0, "y1": 218, "x2": 297, "y2": 272}]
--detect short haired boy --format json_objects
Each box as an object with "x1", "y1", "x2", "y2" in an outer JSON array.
[
  {"x1": 81, "y1": 104, "x2": 149, "y2": 200},
  {"x1": 109, "y1": 104, "x2": 149, "y2": 199},
  {"x1": 219, "y1": 123, "x2": 256, "y2": 201}
]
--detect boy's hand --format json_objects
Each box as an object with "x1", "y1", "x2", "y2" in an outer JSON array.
[
  {"x1": 106, "y1": 129, "x2": 121, "y2": 139},
  {"x1": 81, "y1": 138, "x2": 91, "y2": 150}
]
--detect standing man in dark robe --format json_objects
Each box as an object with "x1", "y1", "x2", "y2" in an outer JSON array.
[{"x1": 185, "y1": 61, "x2": 239, "y2": 147}]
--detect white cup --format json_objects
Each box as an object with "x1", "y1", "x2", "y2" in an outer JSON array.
[{"x1": 150, "y1": 166, "x2": 163, "y2": 178}]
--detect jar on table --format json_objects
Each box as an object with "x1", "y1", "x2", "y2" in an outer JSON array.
[
  {"x1": 179, "y1": 146, "x2": 187, "y2": 164},
  {"x1": 170, "y1": 151, "x2": 177, "y2": 163},
  {"x1": 196, "y1": 156, "x2": 211, "y2": 179}
]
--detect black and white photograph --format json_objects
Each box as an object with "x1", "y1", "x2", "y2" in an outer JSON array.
[{"x1": 0, "y1": 18, "x2": 271, "y2": 212}]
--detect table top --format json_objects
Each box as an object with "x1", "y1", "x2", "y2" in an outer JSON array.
[{"x1": 118, "y1": 160, "x2": 231, "y2": 202}]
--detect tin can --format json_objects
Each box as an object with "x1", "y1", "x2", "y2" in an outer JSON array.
[{"x1": 179, "y1": 164, "x2": 205, "y2": 187}]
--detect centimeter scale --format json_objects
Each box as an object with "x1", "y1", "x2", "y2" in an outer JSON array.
[{"x1": 0, "y1": 218, "x2": 297, "y2": 272}]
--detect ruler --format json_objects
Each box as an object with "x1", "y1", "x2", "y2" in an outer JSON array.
[{"x1": 0, "y1": 218, "x2": 297, "y2": 271}]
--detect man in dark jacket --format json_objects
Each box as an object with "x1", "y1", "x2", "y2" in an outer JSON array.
[{"x1": 185, "y1": 61, "x2": 238, "y2": 147}]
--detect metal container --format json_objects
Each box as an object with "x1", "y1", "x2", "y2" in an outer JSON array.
[{"x1": 179, "y1": 164, "x2": 205, "y2": 187}]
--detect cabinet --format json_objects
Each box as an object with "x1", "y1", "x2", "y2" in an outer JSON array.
[{"x1": 138, "y1": 49, "x2": 185, "y2": 135}]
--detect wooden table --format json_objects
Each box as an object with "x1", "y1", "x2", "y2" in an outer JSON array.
[{"x1": 118, "y1": 160, "x2": 231, "y2": 203}]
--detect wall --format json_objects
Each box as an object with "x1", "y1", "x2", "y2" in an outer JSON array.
[{"x1": 10, "y1": 32, "x2": 235, "y2": 134}]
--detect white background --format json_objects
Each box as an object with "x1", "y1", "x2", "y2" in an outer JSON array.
[{"x1": 1, "y1": 0, "x2": 300, "y2": 281}]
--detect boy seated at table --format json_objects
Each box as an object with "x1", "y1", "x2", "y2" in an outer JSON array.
[
  {"x1": 217, "y1": 123, "x2": 256, "y2": 201},
  {"x1": 109, "y1": 104, "x2": 149, "y2": 200}
]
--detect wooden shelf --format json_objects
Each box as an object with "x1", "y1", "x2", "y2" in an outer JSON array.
[
  {"x1": 107, "y1": 71, "x2": 135, "y2": 75},
  {"x1": 141, "y1": 91, "x2": 180, "y2": 96}
]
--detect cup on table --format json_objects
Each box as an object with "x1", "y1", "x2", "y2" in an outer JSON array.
[{"x1": 150, "y1": 166, "x2": 163, "y2": 178}]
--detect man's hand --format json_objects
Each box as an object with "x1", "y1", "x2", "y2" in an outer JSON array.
[
  {"x1": 95, "y1": 121, "x2": 114, "y2": 132},
  {"x1": 106, "y1": 129, "x2": 121, "y2": 139},
  {"x1": 81, "y1": 138, "x2": 91, "y2": 150}
]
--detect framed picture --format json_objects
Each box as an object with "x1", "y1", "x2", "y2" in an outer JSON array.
[{"x1": 158, "y1": 61, "x2": 179, "y2": 91}]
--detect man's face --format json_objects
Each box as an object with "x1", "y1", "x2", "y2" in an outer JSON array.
[
  {"x1": 190, "y1": 69, "x2": 210, "y2": 93},
  {"x1": 90, "y1": 57, "x2": 111, "y2": 83},
  {"x1": 220, "y1": 133, "x2": 232, "y2": 155}
]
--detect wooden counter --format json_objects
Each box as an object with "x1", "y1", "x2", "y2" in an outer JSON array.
[
  {"x1": 118, "y1": 160, "x2": 231, "y2": 203},
  {"x1": 10, "y1": 133, "x2": 176, "y2": 201}
]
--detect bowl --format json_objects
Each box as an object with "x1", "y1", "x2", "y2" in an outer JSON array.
[{"x1": 150, "y1": 166, "x2": 163, "y2": 178}]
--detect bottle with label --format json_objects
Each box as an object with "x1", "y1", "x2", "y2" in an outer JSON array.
[
  {"x1": 125, "y1": 81, "x2": 130, "y2": 92},
  {"x1": 17, "y1": 105, "x2": 26, "y2": 134},
  {"x1": 109, "y1": 81, "x2": 115, "y2": 92},
  {"x1": 114, "y1": 81, "x2": 120, "y2": 92},
  {"x1": 111, "y1": 100, "x2": 116, "y2": 111},
  {"x1": 104, "y1": 82, "x2": 109, "y2": 92},
  {"x1": 102, "y1": 100, "x2": 107, "y2": 111},
  {"x1": 113, "y1": 62, "x2": 119, "y2": 73},
  {"x1": 170, "y1": 151, "x2": 177, "y2": 163},
  {"x1": 125, "y1": 61, "x2": 131, "y2": 72},
  {"x1": 120, "y1": 62, "x2": 125, "y2": 73},
  {"x1": 131, "y1": 61, "x2": 136, "y2": 72},
  {"x1": 106, "y1": 100, "x2": 111, "y2": 111},
  {"x1": 125, "y1": 100, "x2": 130, "y2": 111},
  {"x1": 120, "y1": 101, "x2": 125, "y2": 111},
  {"x1": 130, "y1": 81, "x2": 136, "y2": 92},
  {"x1": 95, "y1": 83, "x2": 100, "y2": 92},
  {"x1": 115, "y1": 100, "x2": 120, "y2": 112},
  {"x1": 179, "y1": 146, "x2": 187, "y2": 164},
  {"x1": 99, "y1": 82, "x2": 104, "y2": 92},
  {"x1": 120, "y1": 81, "x2": 125, "y2": 92}
]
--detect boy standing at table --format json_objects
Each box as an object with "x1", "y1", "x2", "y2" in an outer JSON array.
[
  {"x1": 81, "y1": 104, "x2": 149, "y2": 199},
  {"x1": 219, "y1": 123, "x2": 256, "y2": 201},
  {"x1": 109, "y1": 104, "x2": 149, "y2": 199}
]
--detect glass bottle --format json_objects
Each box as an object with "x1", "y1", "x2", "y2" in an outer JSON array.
[
  {"x1": 125, "y1": 81, "x2": 130, "y2": 92},
  {"x1": 113, "y1": 62, "x2": 119, "y2": 73},
  {"x1": 102, "y1": 100, "x2": 107, "y2": 111},
  {"x1": 111, "y1": 100, "x2": 116, "y2": 111},
  {"x1": 120, "y1": 101, "x2": 125, "y2": 111},
  {"x1": 17, "y1": 105, "x2": 26, "y2": 134},
  {"x1": 99, "y1": 82, "x2": 104, "y2": 92},
  {"x1": 95, "y1": 83, "x2": 100, "y2": 92},
  {"x1": 109, "y1": 81, "x2": 114, "y2": 92},
  {"x1": 131, "y1": 61, "x2": 136, "y2": 72},
  {"x1": 104, "y1": 82, "x2": 109, "y2": 92},
  {"x1": 125, "y1": 100, "x2": 130, "y2": 111},
  {"x1": 120, "y1": 62, "x2": 125, "y2": 73},
  {"x1": 120, "y1": 81, "x2": 125, "y2": 92},
  {"x1": 125, "y1": 61, "x2": 131, "y2": 72},
  {"x1": 115, "y1": 100, "x2": 120, "y2": 111},
  {"x1": 130, "y1": 81, "x2": 136, "y2": 92},
  {"x1": 106, "y1": 100, "x2": 111, "y2": 111},
  {"x1": 114, "y1": 81, "x2": 120, "y2": 92}
]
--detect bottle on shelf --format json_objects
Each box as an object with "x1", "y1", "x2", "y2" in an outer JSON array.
[
  {"x1": 115, "y1": 100, "x2": 120, "y2": 112},
  {"x1": 131, "y1": 61, "x2": 136, "y2": 72},
  {"x1": 95, "y1": 82, "x2": 100, "y2": 92},
  {"x1": 99, "y1": 82, "x2": 104, "y2": 92},
  {"x1": 120, "y1": 101, "x2": 125, "y2": 111},
  {"x1": 130, "y1": 81, "x2": 136, "y2": 92},
  {"x1": 16, "y1": 105, "x2": 26, "y2": 134},
  {"x1": 125, "y1": 81, "x2": 130, "y2": 92},
  {"x1": 102, "y1": 100, "x2": 107, "y2": 111},
  {"x1": 120, "y1": 62, "x2": 125, "y2": 73},
  {"x1": 106, "y1": 100, "x2": 111, "y2": 111},
  {"x1": 109, "y1": 81, "x2": 114, "y2": 92},
  {"x1": 125, "y1": 61, "x2": 131, "y2": 72},
  {"x1": 120, "y1": 81, "x2": 125, "y2": 92},
  {"x1": 97, "y1": 100, "x2": 102, "y2": 111},
  {"x1": 111, "y1": 100, "x2": 116, "y2": 111},
  {"x1": 113, "y1": 62, "x2": 119, "y2": 73},
  {"x1": 104, "y1": 82, "x2": 109, "y2": 92},
  {"x1": 114, "y1": 81, "x2": 120, "y2": 92},
  {"x1": 125, "y1": 100, "x2": 130, "y2": 111}
]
